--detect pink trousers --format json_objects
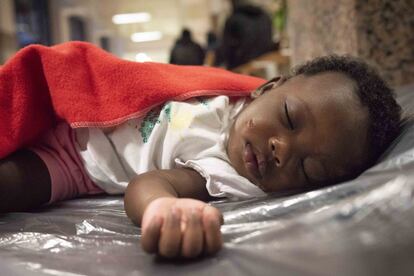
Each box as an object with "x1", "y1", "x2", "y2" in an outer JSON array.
[{"x1": 30, "y1": 123, "x2": 103, "y2": 203}]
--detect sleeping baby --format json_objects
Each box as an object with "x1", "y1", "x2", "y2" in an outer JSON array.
[{"x1": 0, "y1": 43, "x2": 402, "y2": 259}]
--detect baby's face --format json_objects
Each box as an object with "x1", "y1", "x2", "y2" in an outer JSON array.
[{"x1": 227, "y1": 72, "x2": 370, "y2": 193}]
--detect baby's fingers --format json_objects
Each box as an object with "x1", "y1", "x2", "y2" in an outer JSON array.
[
  {"x1": 141, "y1": 217, "x2": 162, "y2": 254},
  {"x1": 159, "y1": 207, "x2": 182, "y2": 258},
  {"x1": 181, "y1": 209, "x2": 203, "y2": 258},
  {"x1": 202, "y1": 206, "x2": 223, "y2": 255}
]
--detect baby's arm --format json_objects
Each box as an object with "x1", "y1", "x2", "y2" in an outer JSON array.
[{"x1": 124, "y1": 168, "x2": 223, "y2": 259}]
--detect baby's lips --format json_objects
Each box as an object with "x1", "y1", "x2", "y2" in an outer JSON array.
[
  {"x1": 244, "y1": 143, "x2": 262, "y2": 179},
  {"x1": 258, "y1": 161, "x2": 267, "y2": 178},
  {"x1": 254, "y1": 149, "x2": 269, "y2": 178}
]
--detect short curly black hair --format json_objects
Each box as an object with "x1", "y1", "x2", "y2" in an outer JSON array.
[{"x1": 292, "y1": 55, "x2": 402, "y2": 172}]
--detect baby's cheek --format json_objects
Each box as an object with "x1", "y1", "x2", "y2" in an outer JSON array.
[{"x1": 265, "y1": 171, "x2": 303, "y2": 192}]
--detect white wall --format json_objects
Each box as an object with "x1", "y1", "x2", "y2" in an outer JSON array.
[{"x1": 0, "y1": 0, "x2": 17, "y2": 63}]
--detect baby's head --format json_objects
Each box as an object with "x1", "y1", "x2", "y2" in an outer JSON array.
[{"x1": 227, "y1": 55, "x2": 402, "y2": 193}]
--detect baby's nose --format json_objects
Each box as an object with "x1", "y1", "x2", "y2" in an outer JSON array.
[{"x1": 269, "y1": 137, "x2": 290, "y2": 167}]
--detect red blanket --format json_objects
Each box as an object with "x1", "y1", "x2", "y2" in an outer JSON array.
[{"x1": 0, "y1": 42, "x2": 265, "y2": 158}]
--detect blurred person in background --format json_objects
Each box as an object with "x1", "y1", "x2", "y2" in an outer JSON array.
[
  {"x1": 170, "y1": 28, "x2": 205, "y2": 66},
  {"x1": 205, "y1": 31, "x2": 220, "y2": 66},
  {"x1": 217, "y1": 0, "x2": 277, "y2": 69}
]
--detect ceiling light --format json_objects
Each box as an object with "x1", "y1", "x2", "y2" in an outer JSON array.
[
  {"x1": 131, "y1": 31, "x2": 162, "y2": 43},
  {"x1": 135, "y1": 53, "x2": 152, "y2": 62},
  {"x1": 112, "y1": 13, "x2": 151, "y2": 24}
]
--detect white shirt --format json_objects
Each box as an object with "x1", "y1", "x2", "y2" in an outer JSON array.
[{"x1": 75, "y1": 96, "x2": 266, "y2": 199}]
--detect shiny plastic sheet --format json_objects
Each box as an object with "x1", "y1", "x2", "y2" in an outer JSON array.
[{"x1": 1, "y1": 84, "x2": 414, "y2": 276}]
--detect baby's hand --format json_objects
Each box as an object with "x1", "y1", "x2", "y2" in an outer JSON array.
[{"x1": 141, "y1": 197, "x2": 223, "y2": 259}]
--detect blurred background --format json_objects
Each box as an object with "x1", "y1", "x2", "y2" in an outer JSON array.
[{"x1": 0, "y1": 0, "x2": 413, "y2": 86}]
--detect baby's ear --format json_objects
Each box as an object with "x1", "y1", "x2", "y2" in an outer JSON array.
[{"x1": 250, "y1": 76, "x2": 287, "y2": 99}]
